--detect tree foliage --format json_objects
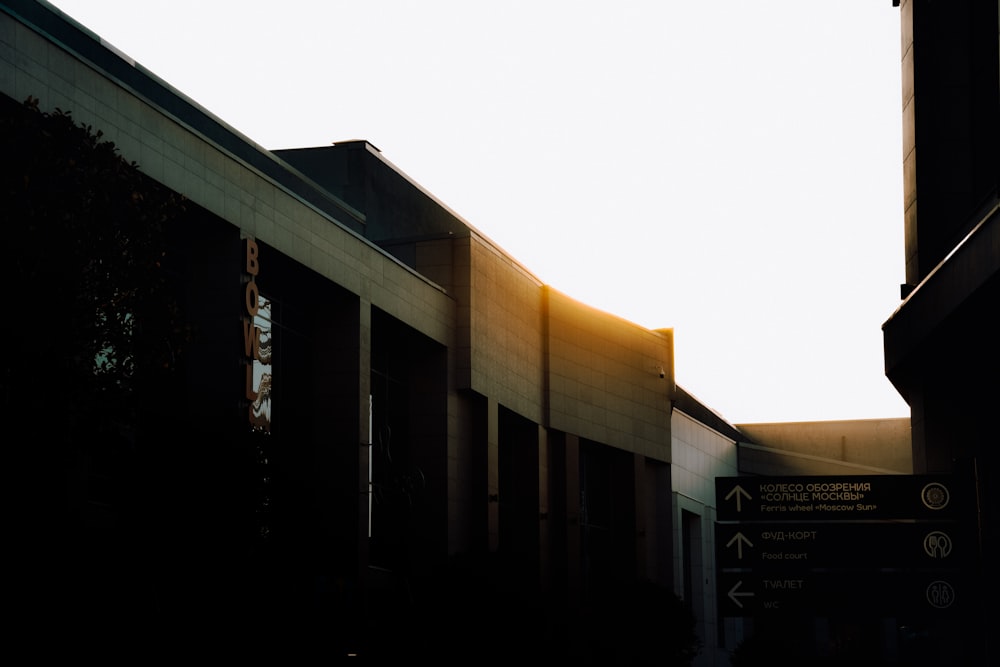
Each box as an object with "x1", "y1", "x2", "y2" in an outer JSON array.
[{"x1": 1, "y1": 95, "x2": 188, "y2": 439}]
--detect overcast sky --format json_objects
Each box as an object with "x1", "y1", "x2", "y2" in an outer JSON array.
[{"x1": 45, "y1": 0, "x2": 910, "y2": 424}]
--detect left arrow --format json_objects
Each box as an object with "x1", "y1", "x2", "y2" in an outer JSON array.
[
  {"x1": 726, "y1": 531, "x2": 754, "y2": 560},
  {"x1": 728, "y1": 580, "x2": 755, "y2": 609},
  {"x1": 725, "y1": 484, "x2": 752, "y2": 512}
]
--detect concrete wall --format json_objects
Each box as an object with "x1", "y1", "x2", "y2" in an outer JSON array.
[
  {"x1": 467, "y1": 233, "x2": 547, "y2": 422},
  {"x1": 547, "y1": 289, "x2": 673, "y2": 460},
  {"x1": 670, "y1": 408, "x2": 742, "y2": 667},
  {"x1": 736, "y1": 418, "x2": 912, "y2": 476}
]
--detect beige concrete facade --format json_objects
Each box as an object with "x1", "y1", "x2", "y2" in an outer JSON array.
[
  {"x1": 669, "y1": 403, "x2": 742, "y2": 667},
  {"x1": 736, "y1": 418, "x2": 913, "y2": 476}
]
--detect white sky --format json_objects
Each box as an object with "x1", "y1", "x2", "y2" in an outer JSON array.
[{"x1": 45, "y1": 0, "x2": 911, "y2": 425}]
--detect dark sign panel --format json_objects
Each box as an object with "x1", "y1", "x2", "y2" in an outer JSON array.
[
  {"x1": 715, "y1": 521, "x2": 968, "y2": 570},
  {"x1": 715, "y1": 474, "x2": 961, "y2": 522},
  {"x1": 713, "y1": 473, "x2": 977, "y2": 619},
  {"x1": 718, "y1": 570, "x2": 964, "y2": 618}
]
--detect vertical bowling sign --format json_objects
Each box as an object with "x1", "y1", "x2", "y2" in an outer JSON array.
[{"x1": 243, "y1": 238, "x2": 272, "y2": 432}]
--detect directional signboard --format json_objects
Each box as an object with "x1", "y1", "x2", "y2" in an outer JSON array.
[
  {"x1": 718, "y1": 570, "x2": 965, "y2": 617},
  {"x1": 715, "y1": 474, "x2": 962, "y2": 522},
  {"x1": 715, "y1": 521, "x2": 967, "y2": 570},
  {"x1": 714, "y1": 473, "x2": 973, "y2": 618}
]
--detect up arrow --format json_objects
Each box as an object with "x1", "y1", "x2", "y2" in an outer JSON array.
[
  {"x1": 728, "y1": 580, "x2": 755, "y2": 609},
  {"x1": 725, "y1": 484, "x2": 752, "y2": 512},
  {"x1": 726, "y1": 531, "x2": 754, "y2": 559}
]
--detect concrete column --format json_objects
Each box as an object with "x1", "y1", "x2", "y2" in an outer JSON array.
[
  {"x1": 564, "y1": 433, "x2": 581, "y2": 607},
  {"x1": 488, "y1": 396, "x2": 500, "y2": 552},
  {"x1": 357, "y1": 300, "x2": 372, "y2": 585},
  {"x1": 538, "y1": 424, "x2": 550, "y2": 592},
  {"x1": 633, "y1": 453, "x2": 648, "y2": 580}
]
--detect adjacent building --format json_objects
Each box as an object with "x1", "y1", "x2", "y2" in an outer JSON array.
[{"x1": 883, "y1": 1, "x2": 999, "y2": 664}]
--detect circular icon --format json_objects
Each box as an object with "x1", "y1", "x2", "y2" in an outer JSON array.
[
  {"x1": 926, "y1": 580, "x2": 955, "y2": 609},
  {"x1": 923, "y1": 531, "x2": 953, "y2": 558},
  {"x1": 921, "y1": 482, "x2": 950, "y2": 510}
]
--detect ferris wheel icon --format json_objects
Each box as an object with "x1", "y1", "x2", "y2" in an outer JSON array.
[{"x1": 921, "y1": 482, "x2": 950, "y2": 510}]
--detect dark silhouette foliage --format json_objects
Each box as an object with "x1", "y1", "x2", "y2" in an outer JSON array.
[
  {"x1": 730, "y1": 631, "x2": 807, "y2": 667},
  {"x1": 729, "y1": 620, "x2": 902, "y2": 667},
  {"x1": 580, "y1": 578, "x2": 703, "y2": 666},
  {"x1": 360, "y1": 550, "x2": 702, "y2": 666},
  {"x1": 2, "y1": 95, "x2": 190, "y2": 633},
  {"x1": 2, "y1": 96, "x2": 188, "y2": 434}
]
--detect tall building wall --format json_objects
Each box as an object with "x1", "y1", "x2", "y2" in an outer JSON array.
[{"x1": 886, "y1": 1, "x2": 999, "y2": 663}]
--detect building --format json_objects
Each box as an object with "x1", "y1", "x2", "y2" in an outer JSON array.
[
  {"x1": 669, "y1": 386, "x2": 743, "y2": 667},
  {"x1": 736, "y1": 418, "x2": 912, "y2": 477},
  {"x1": 3, "y1": 1, "x2": 705, "y2": 660},
  {"x1": 882, "y1": 1, "x2": 999, "y2": 664}
]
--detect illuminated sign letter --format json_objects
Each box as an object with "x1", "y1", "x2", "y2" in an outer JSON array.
[
  {"x1": 245, "y1": 280, "x2": 259, "y2": 317},
  {"x1": 242, "y1": 317, "x2": 261, "y2": 358},
  {"x1": 245, "y1": 238, "x2": 259, "y2": 276},
  {"x1": 245, "y1": 363, "x2": 258, "y2": 401}
]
